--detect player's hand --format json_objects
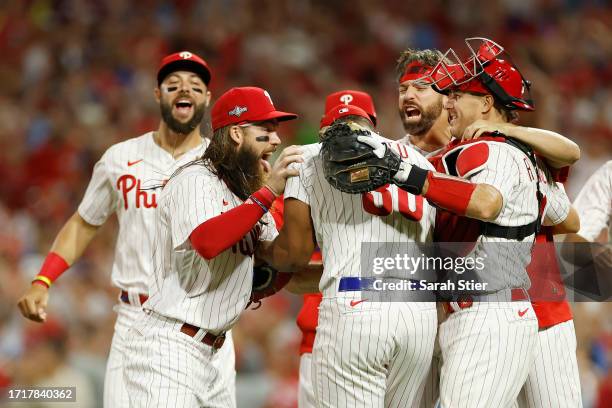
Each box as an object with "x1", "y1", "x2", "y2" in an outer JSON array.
[
  {"x1": 356, "y1": 135, "x2": 428, "y2": 194},
  {"x1": 462, "y1": 119, "x2": 515, "y2": 141},
  {"x1": 265, "y1": 145, "x2": 303, "y2": 195},
  {"x1": 17, "y1": 284, "x2": 49, "y2": 323},
  {"x1": 356, "y1": 135, "x2": 389, "y2": 158}
]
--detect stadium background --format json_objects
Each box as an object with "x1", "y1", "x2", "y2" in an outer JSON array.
[{"x1": 0, "y1": 0, "x2": 610, "y2": 407}]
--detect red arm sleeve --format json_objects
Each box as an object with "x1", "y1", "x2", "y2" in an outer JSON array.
[
  {"x1": 189, "y1": 187, "x2": 276, "y2": 260},
  {"x1": 423, "y1": 172, "x2": 477, "y2": 216}
]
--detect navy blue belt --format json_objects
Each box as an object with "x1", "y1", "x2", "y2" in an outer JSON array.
[{"x1": 338, "y1": 277, "x2": 377, "y2": 291}]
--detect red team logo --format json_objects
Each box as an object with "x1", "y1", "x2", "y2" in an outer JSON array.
[
  {"x1": 362, "y1": 184, "x2": 424, "y2": 220},
  {"x1": 361, "y1": 142, "x2": 424, "y2": 220},
  {"x1": 117, "y1": 175, "x2": 157, "y2": 209}
]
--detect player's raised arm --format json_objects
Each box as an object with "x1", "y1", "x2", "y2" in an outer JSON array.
[
  {"x1": 189, "y1": 145, "x2": 302, "y2": 260},
  {"x1": 345, "y1": 132, "x2": 505, "y2": 222},
  {"x1": 460, "y1": 119, "x2": 580, "y2": 168},
  {"x1": 17, "y1": 212, "x2": 100, "y2": 322}
]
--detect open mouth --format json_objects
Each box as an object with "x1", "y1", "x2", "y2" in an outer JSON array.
[
  {"x1": 447, "y1": 111, "x2": 457, "y2": 126},
  {"x1": 174, "y1": 98, "x2": 194, "y2": 118},
  {"x1": 404, "y1": 105, "x2": 422, "y2": 121}
]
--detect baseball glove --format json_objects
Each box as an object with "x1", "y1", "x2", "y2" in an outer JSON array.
[
  {"x1": 247, "y1": 263, "x2": 291, "y2": 309},
  {"x1": 320, "y1": 122, "x2": 401, "y2": 194}
]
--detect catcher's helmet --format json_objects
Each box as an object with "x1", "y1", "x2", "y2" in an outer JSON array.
[{"x1": 426, "y1": 38, "x2": 534, "y2": 111}]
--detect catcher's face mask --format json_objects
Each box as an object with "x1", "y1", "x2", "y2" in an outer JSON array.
[{"x1": 421, "y1": 37, "x2": 534, "y2": 112}]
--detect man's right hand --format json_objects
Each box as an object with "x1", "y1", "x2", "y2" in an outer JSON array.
[
  {"x1": 17, "y1": 284, "x2": 49, "y2": 323},
  {"x1": 265, "y1": 145, "x2": 303, "y2": 195}
]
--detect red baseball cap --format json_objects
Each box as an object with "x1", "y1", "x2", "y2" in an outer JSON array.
[
  {"x1": 157, "y1": 51, "x2": 212, "y2": 86},
  {"x1": 211, "y1": 87, "x2": 298, "y2": 131},
  {"x1": 324, "y1": 90, "x2": 377, "y2": 125},
  {"x1": 320, "y1": 104, "x2": 373, "y2": 128}
]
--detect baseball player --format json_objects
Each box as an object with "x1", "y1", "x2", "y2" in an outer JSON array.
[
  {"x1": 349, "y1": 38, "x2": 576, "y2": 407},
  {"x1": 287, "y1": 89, "x2": 378, "y2": 408},
  {"x1": 396, "y1": 48, "x2": 580, "y2": 164},
  {"x1": 258, "y1": 111, "x2": 439, "y2": 406},
  {"x1": 428, "y1": 38, "x2": 584, "y2": 408},
  {"x1": 395, "y1": 46, "x2": 583, "y2": 407},
  {"x1": 396, "y1": 49, "x2": 450, "y2": 408},
  {"x1": 425, "y1": 44, "x2": 584, "y2": 408},
  {"x1": 122, "y1": 86, "x2": 301, "y2": 407},
  {"x1": 16, "y1": 51, "x2": 217, "y2": 408},
  {"x1": 322, "y1": 90, "x2": 378, "y2": 128}
]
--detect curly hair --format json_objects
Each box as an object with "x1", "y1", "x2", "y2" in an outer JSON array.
[{"x1": 395, "y1": 49, "x2": 444, "y2": 82}]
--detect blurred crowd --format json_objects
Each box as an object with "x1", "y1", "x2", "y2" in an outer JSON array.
[{"x1": 0, "y1": 0, "x2": 610, "y2": 407}]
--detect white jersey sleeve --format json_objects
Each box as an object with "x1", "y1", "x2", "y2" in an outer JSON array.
[
  {"x1": 163, "y1": 167, "x2": 223, "y2": 250},
  {"x1": 77, "y1": 149, "x2": 118, "y2": 226},
  {"x1": 573, "y1": 160, "x2": 612, "y2": 241},
  {"x1": 543, "y1": 181, "x2": 571, "y2": 226},
  {"x1": 284, "y1": 144, "x2": 319, "y2": 205}
]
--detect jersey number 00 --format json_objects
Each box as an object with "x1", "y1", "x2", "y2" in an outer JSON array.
[{"x1": 362, "y1": 184, "x2": 423, "y2": 221}]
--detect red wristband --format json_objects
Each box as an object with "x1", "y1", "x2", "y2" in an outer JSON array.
[
  {"x1": 36, "y1": 252, "x2": 70, "y2": 285},
  {"x1": 423, "y1": 172, "x2": 476, "y2": 216},
  {"x1": 251, "y1": 186, "x2": 276, "y2": 211}
]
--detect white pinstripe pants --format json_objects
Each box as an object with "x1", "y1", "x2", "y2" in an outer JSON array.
[
  {"x1": 420, "y1": 303, "x2": 445, "y2": 408},
  {"x1": 438, "y1": 301, "x2": 539, "y2": 408},
  {"x1": 516, "y1": 320, "x2": 582, "y2": 408},
  {"x1": 299, "y1": 353, "x2": 316, "y2": 408},
  {"x1": 122, "y1": 310, "x2": 236, "y2": 408},
  {"x1": 312, "y1": 298, "x2": 438, "y2": 408},
  {"x1": 104, "y1": 302, "x2": 145, "y2": 408}
]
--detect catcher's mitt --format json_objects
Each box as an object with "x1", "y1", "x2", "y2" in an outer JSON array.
[
  {"x1": 320, "y1": 122, "x2": 401, "y2": 194},
  {"x1": 247, "y1": 263, "x2": 291, "y2": 310}
]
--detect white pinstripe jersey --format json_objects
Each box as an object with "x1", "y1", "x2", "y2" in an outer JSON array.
[
  {"x1": 539, "y1": 165, "x2": 571, "y2": 227},
  {"x1": 439, "y1": 140, "x2": 542, "y2": 290},
  {"x1": 284, "y1": 136, "x2": 436, "y2": 298},
  {"x1": 573, "y1": 160, "x2": 612, "y2": 242},
  {"x1": 77, "y1": 132, "x2": 208, "y2": 293},
  {"x1": 401, "y1": 134, "x2": 445, "y2": 158},
  {"x1": 144, "y1": 164, "x2": 277, "y2": 332}
]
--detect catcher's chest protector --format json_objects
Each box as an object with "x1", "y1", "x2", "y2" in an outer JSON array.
[{"x1": 439, "y1": 134, "x2": 543, "y2": 241}]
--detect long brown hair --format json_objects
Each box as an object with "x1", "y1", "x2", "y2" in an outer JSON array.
[
  {"x1": 200, "y1": 125, "x2": 263, "y2": 200},
  {"x1": 168, "y1": 125, "x2": 263, "y2": 200}
]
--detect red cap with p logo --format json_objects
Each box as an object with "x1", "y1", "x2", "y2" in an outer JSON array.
[{"x1": 211, "y1": 87, "x2": 298, "y2": 131}]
